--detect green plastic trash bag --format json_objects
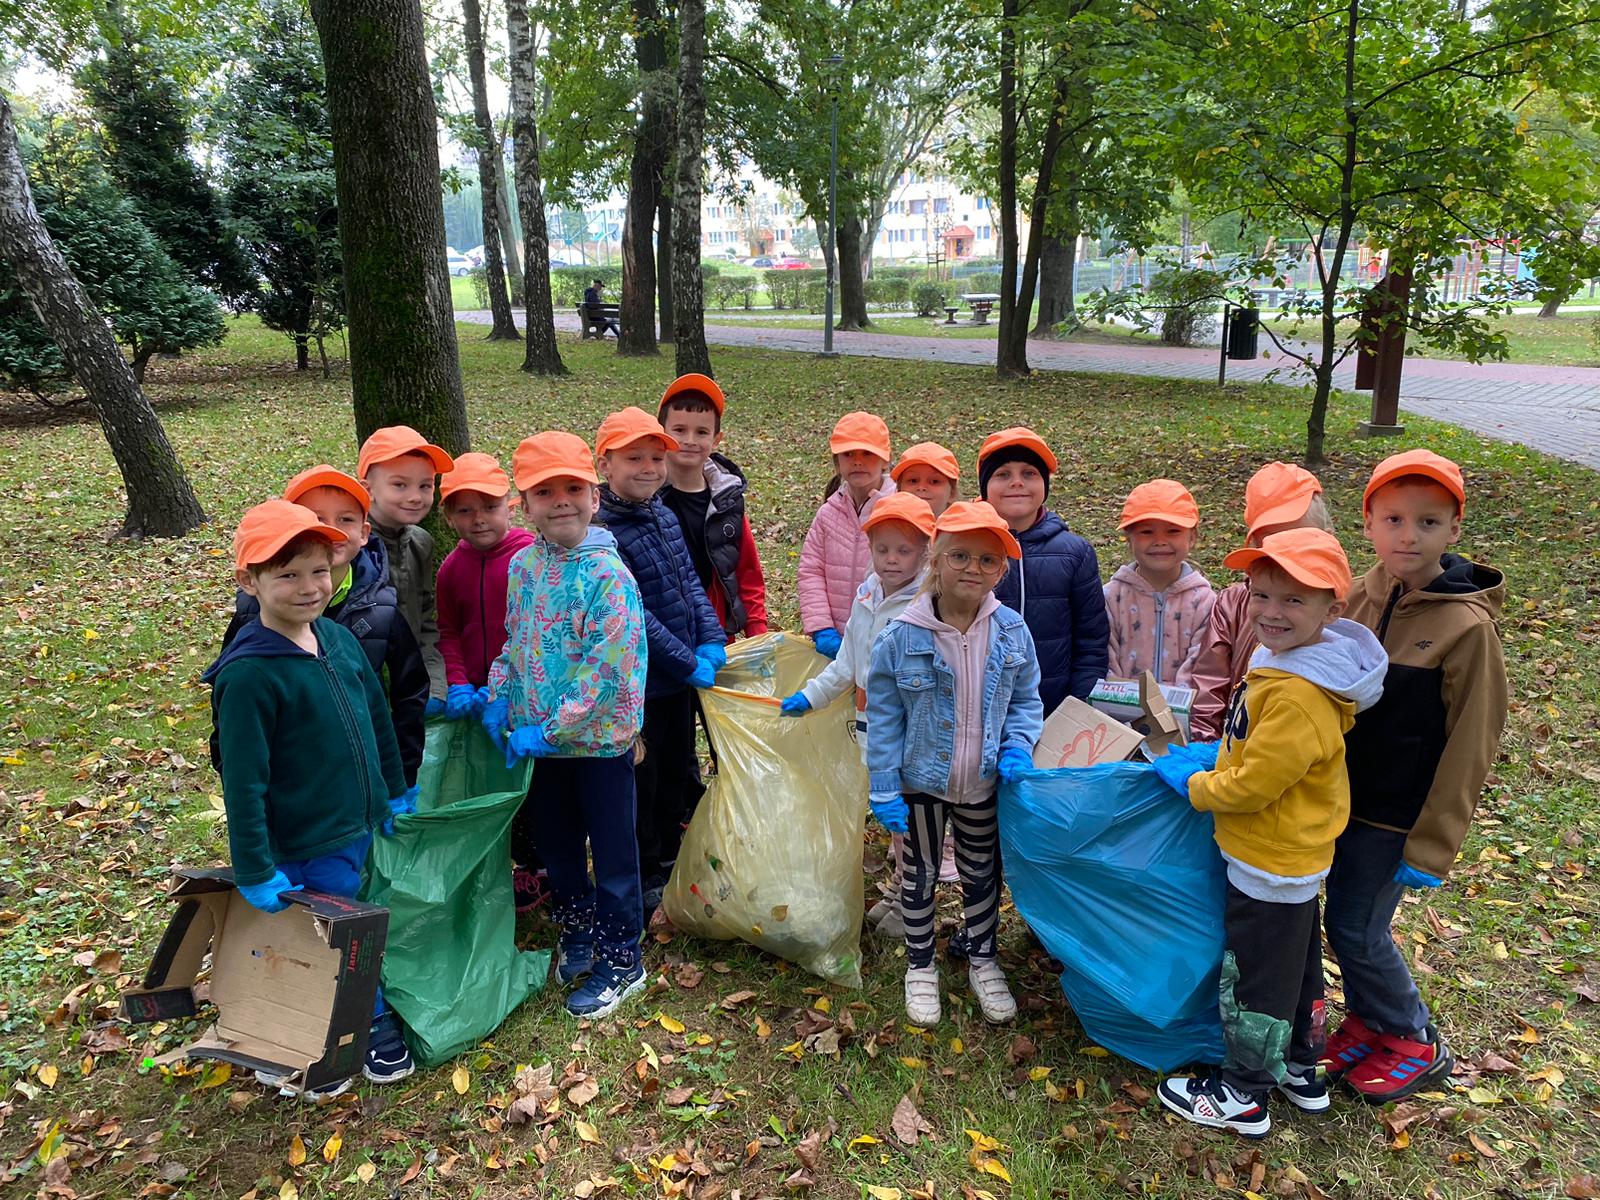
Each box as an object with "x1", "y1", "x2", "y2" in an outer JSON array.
[{"x1": 363, "y1": 719, "x2": 550, "y2": 1066}]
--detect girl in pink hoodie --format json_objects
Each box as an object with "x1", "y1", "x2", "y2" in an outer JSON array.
[
  {"x1": 797, "y1": 412, "x2": 896, "y2": 656},
  {"x1": 1103, "y1": 479, "x2": 1216, "y2": 686}
]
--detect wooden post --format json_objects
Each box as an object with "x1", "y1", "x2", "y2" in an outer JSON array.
[{"x1": 1357, "y1": 268, "x2": 1412, "y2": 437}]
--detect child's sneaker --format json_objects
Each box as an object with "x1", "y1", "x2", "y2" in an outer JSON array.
[
  {"x1": 1320, "y1": 1013, "x2": 1380, "y2": 1080},
  {"x1": 968, "y1": 959, "x2": 1017, "y2": 1023},
  {"x1": 254, "y1": 1068, "x2": 352, "y2": 1101},
  {"x1": 513, "y1": 866, "x2": 549, "y2": 914},
  {"x1": 904, "y1": 965, "x2": 941, "y2": 1027},
  {"x1": 556, "y1": 932, "x2": 596, "y2": 985},
  {"x1": 1157, "y1": 1073, "x2": 1271, "y2": 1139},
  {"x1": 1275, "y1": 1062, "x2": 1331, "y2": 1113},
  {"x1": 868, "y1": 896, "x2": 905, "y2": 939},
  {"x1": 1345, "y1": 1024, "x2": 1453, "y2": 1103},
  {"x1": 566, "y1": 958, "x2": 647, "y2": 1020},
  {"x1": 363, "y1": 1012, "x2": 415, "y2": 1083}
]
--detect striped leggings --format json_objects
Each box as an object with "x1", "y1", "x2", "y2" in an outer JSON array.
[{"x1": 901, "y1": 792, "x2": 1000, "y2": 969}]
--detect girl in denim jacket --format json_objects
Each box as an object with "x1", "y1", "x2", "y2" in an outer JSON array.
[{"x1": 866, "y1": 501, "x2": 1044, "y2": 1028}]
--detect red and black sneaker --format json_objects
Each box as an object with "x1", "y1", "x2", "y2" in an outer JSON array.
[
  {"x1": 513, "y1": 866, "x2": 550, "y2": 914},
  {"x1": 1320, "y1": 1013, "x2": 1380, "y2": 1081},
  {"x1": 1345, "y1": 1024, "x2": 1454, "y2": 1103}
]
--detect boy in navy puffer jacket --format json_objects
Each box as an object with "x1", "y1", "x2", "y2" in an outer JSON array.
[
  {"x1": 978, "y1": 428, "x2": 1109, "y2": 714},
  {"x1": 596, "y1": 407, "x2": 727, "y2": 920}
]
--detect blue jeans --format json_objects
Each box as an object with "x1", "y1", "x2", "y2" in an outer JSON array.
[
  {"x1": 280, "y1": 833, "x2": 384, "y2": 1018},
  {"x1": 529, "y1": 754, "x2": 643, "y2": 968},
  {"x1": 1323, "y1": 821, "x2": 1429, "y2": 1036}
]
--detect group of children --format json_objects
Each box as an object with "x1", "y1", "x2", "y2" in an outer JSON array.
[{"x1": 206, "y1": 377, "x2": 1507, "y2": 1138}]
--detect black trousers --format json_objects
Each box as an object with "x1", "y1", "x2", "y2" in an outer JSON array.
[
  {"x1": 635, "y1": 689, "x2": 705, "y2": 885},
  {"x1": 1219, "y1": 883, "x2": 1326, "y2": 1096}
]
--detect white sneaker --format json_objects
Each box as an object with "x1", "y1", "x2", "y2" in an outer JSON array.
[
  {"x1": 1157, "y1": 1073, "x2": 1270, "y2": 1138},
  {"x1": 904, "y1": 966, "x2": 941, "y2": 1027},
  {"x1": 967, "y1": 959, "x2": 1017, "y2": 1023}
]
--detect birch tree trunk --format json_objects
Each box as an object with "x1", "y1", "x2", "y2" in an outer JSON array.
[
  {"x1": 671, "y1": 0, "x2": 712, "y2": 376},
  {"x1": 506, "y1": 0, "x2": 566, "y2": 375},
  {"x1": 618, "y1": 0, "x2": 672, "y2": 355},
  {"x1": 0, "y1": 95, "x2": 206, "y2": 538}
]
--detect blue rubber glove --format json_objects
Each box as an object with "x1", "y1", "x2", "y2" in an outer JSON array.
[
  {"x1": 1184, "y1": 740, "x2": 1221, "y2": 771},
  {"x1": 868, "y1": 793, "x2": 909, "y2": 834},
  {"x1": 445, "y1": 684, "x2": 482, "y2": 720},
  {"x1": 686, "y1": 656, "x2": 718, "y2": 690},
  {"x1": 424, "y1": 696, "x2": 446, "y2": 719},
  {"x1": 1152, "y1": 746, "x2": 1206, "y2": 798},
  {"x1": 812, "y1": 629, "x2": 843, "y2": 659},
  {"x1": 238, "y1": 870, "x2": 302, "y2": 914},
  {"x1": 1394, "y1": 863, "x2": 1443, "y2": 889},
  {"x1": 506, "y1": 724, "x2": 556, "y2": 769},
  {"x1": 780, "y1": 693, "x2": 812, "y2": 717},
  {"x1": 481, "y1": 695, "x2": 510, "y2": 754},
  {"x1": 696, "y1": 642, "x2": 728, "y2": 671},
  {"x1": 379, "y1": 784, "x2": 420, "y2": 836},
  {"x1": 997, "y1": 747, "x2": 1032, "y2": 782}
]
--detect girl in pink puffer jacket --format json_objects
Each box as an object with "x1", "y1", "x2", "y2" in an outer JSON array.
[
  {"x1": 1103, "y1": 479, "x2": 1217, "y2": 686},
  {"x1": 797, "y1": 412, "x2": 896, "y2": 655}
]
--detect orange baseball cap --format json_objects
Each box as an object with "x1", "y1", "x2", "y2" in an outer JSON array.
[
  {"x1": 862, "y1": 492, "x2": 937, "y2": 540},
  {"x1": 976, "y1": 427, "x2": 1059, "y2": 474},
  {"x1": 935, "y1": 500, "x2": 1023, "y2": 559},
  {"x1": 512, "y1": 431, "x2": 600, "y2": 491},
  {"x1": 282, "y1": 464, "x2": 370, "y2": 515},
  {"x1": 891, "y1": 441, "x2": 960, "y2": 484},
  {"x1": 596, "y1": 406, "x2": 682, "y2": 457},
  {"x1": 1119, "y1": 479, "x2": 1199, "y2": 530},
  {"x1": 1244, "y1": 461, "x2": 1323, "y2": 539},
  {"x1": 1224, "y1": 528, "x2": 1352, "y2": 597},
  {"x1": 233, "y1": 498, "x2": 347, "y2": 571},
  {"x1": 440, "y1": 452, "x2": 513, "y2": 502},
  {"x1": 1363, "y1": 449, "x2": 1466, "y2": 515},
  {"x1": 660, "y1": 373, "x2": 725, "y2": 416},
  {"x1": 829, "y1": 411, "x2": 891, "y2": 461},
  {"x1": 357, "y1": 425, "x2": 455, "y2": 478}
]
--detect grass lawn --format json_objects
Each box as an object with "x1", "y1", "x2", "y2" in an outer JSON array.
[{"x1": 3, "y1": 317, "x2": 1598, "y2": 1199}]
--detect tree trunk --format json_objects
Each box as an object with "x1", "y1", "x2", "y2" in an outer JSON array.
[
  {"x1": 1031, "y1": 231, "x2": 1076, "y2": 338},
  {"x1": 295, "y1": 331, "x2": 310, "y2": 371},
  {"x1": 835, "y1": 210, "x2": 870, "y2": 330},
  {"x1": 657, "y1": 189, "x2": 674, "y2": 343},
  {"x1": 998, "y1": 72, "x2": 1071, "y2": 378},
  {"x1": 494, "y1": 146, "x2": 524, "y2": 306},
  {"x1": 671, "y1": 0, "x2": 712, "y2": 376},
  {"x1": 463, "y1": 0, "x2": 518, "y2": 339},
  {"x1": 996, "y1": 0, "x2": 1023, "y2": 377},
  {"x1": 618, "y1": 0, "x2": 672, "y2": 356},
  {"x1": 308, "y1": 0, "x2": 470, "y2": 454},
  {"x1": 506, "y1": 0, "x2": 567, "y2": 375},
  {"x1": 0, "y1": 95, "x2": 206, "y2": 538},
  {"x1": 1537, "y1": 292, "x2": 1563, "y2": 318}
]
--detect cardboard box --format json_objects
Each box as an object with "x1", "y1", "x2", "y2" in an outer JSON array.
[
  {"x1": 1089, "y1": 674, "x2": 1195, "y2": 742},
  {"x1": 122, "y1": 868, "x2": 388, "y2": 1092},
  {"x1": 1032, "y1": 696, "x2": 1147, "y2": 769}
]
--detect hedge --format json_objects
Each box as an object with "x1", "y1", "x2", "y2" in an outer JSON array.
[{"x1": 551, "y1": 265, "x2": 623, "y2": 307}]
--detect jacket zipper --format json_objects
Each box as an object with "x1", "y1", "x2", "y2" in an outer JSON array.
[
  {"x1": 1376, "y1": 583, "x2": 1403, "y2": 642},
  {"x1": 320, "y1": 644, "x2": 372, "y2": 805},
  {"x1": 477, "y1": 553, "x2": 488, "y2": 683},
  {"x1": 1152, "y1": 591, "x2": 1167, "y2": 679}
]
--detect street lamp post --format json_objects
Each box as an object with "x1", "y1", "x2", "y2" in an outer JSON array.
[{"x1": 823, "y1": 53, "x2": 843, "y2": 357}]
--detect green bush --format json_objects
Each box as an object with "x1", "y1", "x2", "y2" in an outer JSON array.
[
  {"x1": 801, "y1": 279, "x2": 827, "y2": 312},
  {"x1": 551, "y1": 265, "x2": 622, "y2": 308},
  {"x1": 700, "y1": 262, "x2": 721, "y2": 282},
  {"x1": 762, "y1": 268, "x2": 825, "y2": 310},
  {"x1": 913, "y1": 281, "x2": 951, "y2": 317},
  {"x1": 864, "y1": 276, "x2": 912, "y2": 310},
  {"x1": 873, "y1": 265, "x2": 923, "y2": 283},
  {"x1": 710, "y1": 276, "x2": 754, "y2": 311},
  {"x1": 1148, "y1": 264, "x2": 1225, "y2": 346},
  {"x1": 958, "y1": 271, "x2": 1003, "y2": 296},
  {"x1": 468, "y1": 266, "x2": 489, "y2": 309}
]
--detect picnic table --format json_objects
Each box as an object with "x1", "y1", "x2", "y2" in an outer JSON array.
[
  {"x1": 578, "y1": 302, "x2": 621, "y2": 339},
  {"x1": 961, "y1": 292, "x2": 1001, "y2": 324}
]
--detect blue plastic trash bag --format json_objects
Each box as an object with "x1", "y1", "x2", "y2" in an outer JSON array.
[{"x1": 999, "y1": 760, "x2": 1226, "y2": 1071}]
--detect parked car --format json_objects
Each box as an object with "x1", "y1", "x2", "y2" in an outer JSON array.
[
  {"x1": 548, "y1": 258, "x2": 568, "y2": 268},
  {"x1": 463, "y1": 244, "x2": 486, "y2": 266},
  {"x1": 749, "y1": 256, "x2": 776, "y2": 268},
  {"x1": 446, "y1": 253, "x2": 474, "y2": 277},
  {"x1": 771, "y1": 257, "x2": 811, "y2": 270}
]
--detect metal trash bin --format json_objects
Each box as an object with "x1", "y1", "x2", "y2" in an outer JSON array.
[{"x1": 1226, "y1": 307, "x2": 1259, "y2": 360}]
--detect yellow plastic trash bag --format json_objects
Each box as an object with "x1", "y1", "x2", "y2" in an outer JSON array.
[{"x1": 663, "y1": 632, "x2": 868, "y2": 986}]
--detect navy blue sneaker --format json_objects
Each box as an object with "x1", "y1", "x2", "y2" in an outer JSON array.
[
  {"x1": 557, "y1": 933, "x2": 596, "y2": 985},
  {"x1": 565, "y1": 959, "x2": 647, "y2": 1019},
  {"x1": 362, "y1": 1012, "x2": 415, "y2": 1084}
]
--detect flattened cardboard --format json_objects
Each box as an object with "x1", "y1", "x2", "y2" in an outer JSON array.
[
  {"x1": 1032, "y1": 697, "x2": 1146, "y2": 769},
  {"x1": 1134, "y1": 672, "x2": 1188, "y2": 757},
  {"x1": 1089, "y1": 675, "x2": 1195, "y2": 738},
  {"x1": 122, "y1": 868, "x2": 387, "y2": 1091}
]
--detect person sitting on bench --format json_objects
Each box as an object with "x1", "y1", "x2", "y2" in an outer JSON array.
[{"x1": 583, "y1": 280, "x2": 620, "y2": 337}]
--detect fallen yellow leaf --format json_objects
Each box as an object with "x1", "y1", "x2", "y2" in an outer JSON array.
[
  {"x1": 640, "y1": 1041, "x2": 660, "y2": 1070},
  {"x1": 814, "y1": 996, "x2": 831, "y2": 1013},
  {"x1": 452, "y1": 1064, "x2": 471, "y2": 1095},
  {"x1": 288, "y1": 1134, "x2": 307, "y2": 1166},
  {"x1": 80, "y1": 1054, "x2": 94, "y2": 1077},
  {"x1": 950, "y1": 1037, "x2": 964, "y2": 1055},
  {"x1": 1466, "y1": 1086, "x2": 1503, "y2": 1105},
  {"x1": 964, "y1": 1129, "x2": 1005, "y2": 1154},
  {"x1": 355, "y1": 1162, "x2": 376, "y2": 1183},
  {"x1": 755, "y1": 1016, "x2": 772, "y2": 1039},
  {"x1": 576, "y1": 1119, "x2": 602, "y2": 1144},
  {"x1": 1029, "y1": 1066, "x2": 1051, "y2": 1081},
  {"x1": 899, "y1": 1057, "x2": 926, "y2": 1070},
  {"x1": 322, "y1": 1131, "x2": 342, "y2": 1162},
  {"x1": 975, "y1": 1157, "x2": 1012, "y2": 1184},
  {"x1": 658, "y1": 1013, "x2": 686, "y2": 1034},
  {"x1": 849, "y1": 1134, "x2": 881, "y2": 1148},
  {"x1": 198, "y1": 1061, "x2": 232, "y2": 1089},
  {"x1": 1081, "y1": 1045, "x2": 1110, "y2": 1057},
  {"x1": 280, "y1": 1181, "x2": 299, "y2": 1200},
  {"x1": 37, "y1": 1063, "x2": 58, "y2": 1088},
  {"x1": 866, "y1": 1187, "x2": 902, "y2": 1200}
]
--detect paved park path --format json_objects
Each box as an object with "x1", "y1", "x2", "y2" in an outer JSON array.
[{"x1": 462, "y1": 309, "x2": 1600, "y2": 470}]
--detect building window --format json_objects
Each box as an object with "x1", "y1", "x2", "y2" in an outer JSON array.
[
  {"x1": 909, "y1": 198, "x2": 927, "y2": 215},
  {"x1": 978, "y1": 225, "x2": 991, "y2": 240},
  {"x1": 933, "y1": 197, "x2": 949, "y2": 214},
  {"x1": 975, "y1": 196, "x2": 989, "y2": 210}
]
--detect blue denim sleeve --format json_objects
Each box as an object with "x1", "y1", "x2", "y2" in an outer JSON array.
[
  {"x1": 865, "y1": 629, "x2": 907, "y2": 797},
  {"x1": 1000, "y1": 622, "x2": 1045, "y2": 752}
]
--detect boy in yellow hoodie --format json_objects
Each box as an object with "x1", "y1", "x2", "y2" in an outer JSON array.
[{"x1": 1154, "y1": 529, "x2": 1386, "y2": 1138}]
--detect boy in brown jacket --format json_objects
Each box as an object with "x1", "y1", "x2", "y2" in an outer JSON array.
[{"x1": 1324, "y1": 449, "x2": 1508, "y2": 1102}]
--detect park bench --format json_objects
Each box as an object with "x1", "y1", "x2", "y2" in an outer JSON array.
[
  {"x1": 961, "y1": 292, "x2": 1001, "y2": 324},
  {"x1": 578, "y1": 303, "x2": 621, "y2": 339}
]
